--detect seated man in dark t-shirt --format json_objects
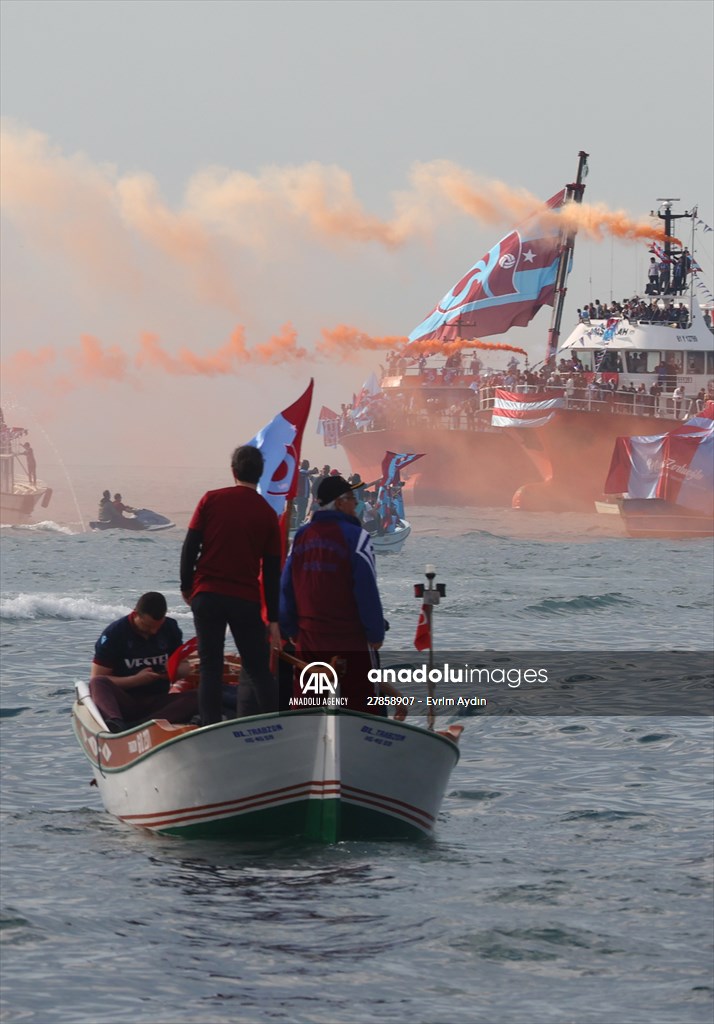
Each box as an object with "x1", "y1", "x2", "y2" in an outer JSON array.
[{"x1": 89, "y1": 591, "x2": 198, "y2": 733}]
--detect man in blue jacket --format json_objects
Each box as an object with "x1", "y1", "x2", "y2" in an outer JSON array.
[{"x1": 280, "y1": 475, "x2": 384, "y2": 713}]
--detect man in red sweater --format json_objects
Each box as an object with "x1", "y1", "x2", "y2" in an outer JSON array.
[{"x1": 180, "y1": 445, "x2": 281, "y2": 725}]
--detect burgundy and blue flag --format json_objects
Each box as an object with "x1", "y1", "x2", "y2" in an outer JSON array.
[
  {"x1": 409, "y1": 190, "x2": 567, "y2": 342},
  {"x1": 380, "y1": 451, "x2": 425, "y2": 488}
]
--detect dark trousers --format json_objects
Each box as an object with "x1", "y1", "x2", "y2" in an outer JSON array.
[
  {"x1": 191, "y1": 592, "x2": 278, "y2": 725},
  {"x1": 89, "y1": 676, "x2": 198, "y2": 727}
]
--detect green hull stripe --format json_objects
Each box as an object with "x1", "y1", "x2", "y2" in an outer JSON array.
[{"x1": 152, "y1": 798, "x2": 426, "y2": 841}]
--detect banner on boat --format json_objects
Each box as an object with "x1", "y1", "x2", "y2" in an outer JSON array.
[
  {"x1": 491, "y1": 389, "x2": 565, "y2": 428},
  {"x1": 409, "y1": 190, "x2": 567, "y2": 343},
  {"x1": 317, "y1": 405, "x2": 341, "y2": 448},
  {"x1": 604, "y1": 403, "x2": 714, "y2": 513}
]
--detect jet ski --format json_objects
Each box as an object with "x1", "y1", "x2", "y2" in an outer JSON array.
[{"x1": 89, "y1": 508, "x2": 175, "y2": 532}]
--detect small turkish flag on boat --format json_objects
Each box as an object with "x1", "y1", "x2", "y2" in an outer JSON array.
[{"x1": 414, "y1": 605, "x2": 431, "y2": 651}]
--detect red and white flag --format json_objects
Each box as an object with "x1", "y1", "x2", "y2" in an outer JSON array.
[
  {"x1": 166, "y1": 637, "x2": 199, "y2": 683},
  {"x1": 491, "y1": 389, "x2": 564, "y2": 429},
  {"x1": 247, "y1": 380, "x2": 314, "y2": 516},
  {"x1": 316, "y1": 405, "x2": 341, "y2": 448},
  {"x1": 414, "y1": 605, "x2": 431, "y2": 651}
]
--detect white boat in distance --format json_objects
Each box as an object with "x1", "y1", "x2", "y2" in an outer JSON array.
[
  {"x1": 72, "y1": 680, "x2": 462, "y2": 842},
  {"x1": 0, "y1": 425, "x2": 52, "y2": 525}
]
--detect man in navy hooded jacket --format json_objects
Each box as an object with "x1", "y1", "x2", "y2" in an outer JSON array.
[{"x1": 280, "y1": 475, "x2": 385, "y2": 713}]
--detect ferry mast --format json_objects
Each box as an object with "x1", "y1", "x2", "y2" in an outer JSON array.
[
  {"x1": 545, "y1": 150, "x2": 589, "y2": 366},
  {"x1": 653, "y1": 199, "x2": 693, "y2": 294}
]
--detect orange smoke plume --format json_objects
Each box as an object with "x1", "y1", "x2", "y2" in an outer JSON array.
[
  {"x1": 314, "y1": 325, "x2": 529, "y2": 361},
  {"x1": 411, "y1": 163, "x2": 680, "y2": 246},
  {"x1": 1, "y1": 326, "x2": 312, "y2": 393},
  {"x1": 403, "y1": 337, "x2": 528, "y2": 357},
  {"x1": 133, "y1": 325, "x2": 308, "y2": 377},
  {"x1": 2, "y1": 124, "x2": 675, "y2": 284},
  {"x1": 1, "y1": 325, "x2": 532, "y2": 395},
  {"x1": 315, "y1": 326, "x2": 409, "y2": 360},
  {"x1": 67, "y1": 334, "x2": 132, "y2": 382},
  {"x1": 529, "y1": 201, "x2": 679, "y2": 245}
]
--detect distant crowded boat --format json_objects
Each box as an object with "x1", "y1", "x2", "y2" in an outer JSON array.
[{"x1": 332, "y1": 156, "x2": 713, "y2": 511}]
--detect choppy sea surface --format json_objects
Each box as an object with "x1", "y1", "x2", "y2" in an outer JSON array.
[{"x1": 1, "y1": 466, "x2": 713, "y2": 1024}]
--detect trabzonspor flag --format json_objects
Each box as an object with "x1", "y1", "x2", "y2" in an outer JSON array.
[
  {"x1": 379, "y1": 451, "x2": 425, "y2": 488},
  {"x1": 247, "y1": 380, "x2": 314, "y2": 516},
  {"x1": 409, "y1": 190, "x2": 567, "y2": 342}
]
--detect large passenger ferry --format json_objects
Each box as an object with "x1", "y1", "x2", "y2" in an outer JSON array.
[{"x1": 336, "y1": 161, "x2": 714, "y2": 512}]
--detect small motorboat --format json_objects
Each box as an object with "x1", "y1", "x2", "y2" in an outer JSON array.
[
  {"x1": 71, "y1": 676, "x2": 462, "y2": 841},
  {"x1": 89, "y1": 508, "x2": 175, "y2": 532},
  {"x1": 604, "y1": 402, "x2": 714, "y2": 538},
  {"x1": 372, "y1": 518, "x2": 411, "y2": 554},
  {"x1": 618, "y1": 498, "x2": 714, "y2": 539}
]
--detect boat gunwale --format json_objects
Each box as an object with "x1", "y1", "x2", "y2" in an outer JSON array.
[{"x1": 72, "y1": 702, "x2": 462, "y2": 774}]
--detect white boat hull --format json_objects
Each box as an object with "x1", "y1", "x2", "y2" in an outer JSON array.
[
  {"x1": 0, "y1": 484, "x2": 52, "y2": 525},
  {"x1": 372, "y1": 520, "x2": 411, "y2": 554},
  {"x1": 72, "y1": 702, "x2": 462, "y2": 841}
]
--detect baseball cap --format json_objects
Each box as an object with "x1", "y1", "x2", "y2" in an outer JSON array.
[{"x1": 316, "y1": 475, "x2": 360, "y2": 506}]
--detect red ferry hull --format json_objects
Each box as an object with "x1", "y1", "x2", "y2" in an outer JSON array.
[
  {"x1": 339, "y1": 409, "x2": 687, "y2": 512},
  {"x1": 338, "y1": 424, "x2": 544, "y2": 506},
  {"x1": 512, "y1": 409, "x2": 683, "y2": 512}
]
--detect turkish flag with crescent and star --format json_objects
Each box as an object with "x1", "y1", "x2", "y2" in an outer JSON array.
[
  {"x1": 414, "y1": 605, "x2": 432, "y2": 651},
  {"x1": 246, "y1": 380, "x2": 314, "y2": 518}
]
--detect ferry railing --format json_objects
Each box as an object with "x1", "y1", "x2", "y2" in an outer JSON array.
[
  {"x1": 341, "y1": 383, "x2": 705, "y2": 440},
  {"x1": 369, "y1": 391, "x2": 696, "y2": 435}
]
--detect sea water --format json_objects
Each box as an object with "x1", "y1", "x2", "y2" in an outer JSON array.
[{"x1": 1, "y1": 469, "x2": 712, "y2": 1024}]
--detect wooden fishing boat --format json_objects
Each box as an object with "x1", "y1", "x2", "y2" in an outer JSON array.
[{"x1": 72, "y1": 680, "x2": 462, "y2": 841}]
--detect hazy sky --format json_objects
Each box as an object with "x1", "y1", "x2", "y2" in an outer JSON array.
[{"x1": 1, "y1": 0, "x2": 712, "y2": 471}]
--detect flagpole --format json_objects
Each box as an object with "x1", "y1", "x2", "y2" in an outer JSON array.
[
  {"x1": 415, "y1": 564, "x2": 446, "y2": 731},
  {"x1": 545, "y1": 150, "x2": 589, "y2": 367},
  {"x1": 689, "y1": 206, "x2": 697, "y2": 316}
]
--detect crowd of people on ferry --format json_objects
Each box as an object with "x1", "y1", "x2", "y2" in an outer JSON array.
[
  {"x1": 645, "y1": 251, "x2": 692, "y2": 297},
  {"x1": 335, "y1": 349, "x2": 713, "y2": 437},
  {"x1": 577, "y1": 296, "x2": 691, "y2": 327}
]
